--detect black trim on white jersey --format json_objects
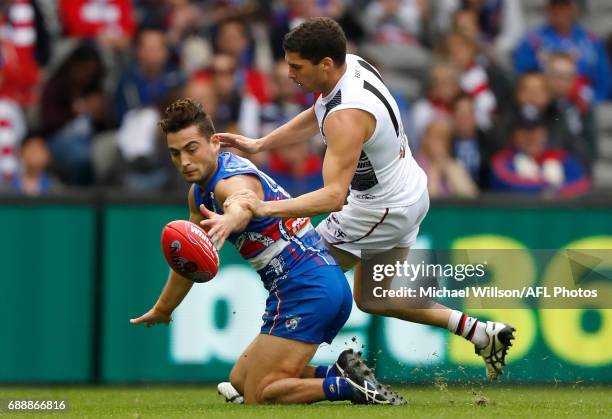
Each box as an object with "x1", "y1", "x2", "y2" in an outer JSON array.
[
  {"x1": 320, "y1": 90, "x2": 342, "y2": 136},
  {"x1": 362, "y1": 80, "x2": 399, "y2": 137},
  {"x1": 357, "y1": 59, "x2": 384, "y2": 84},
  {"x1": 351, "y1": 150, "x2": 379, "y2": 191}
]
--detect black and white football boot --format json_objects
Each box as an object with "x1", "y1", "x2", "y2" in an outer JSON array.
[
  {"x1": 334, "y1": 349, "x2": 407, "y2": 406},
  {"x1": 475, "y1": 321, "x2": 516, "y2": 380},
  {"x1": 217, "y1": 382, "x2": 244, "y2": 404}
]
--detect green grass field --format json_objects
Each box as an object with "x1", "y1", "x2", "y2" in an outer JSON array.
[{"x1": 1, "y1": 385, "x2": 610, "y2": 418}]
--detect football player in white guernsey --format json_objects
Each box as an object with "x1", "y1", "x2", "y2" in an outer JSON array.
[{"x1": 213, "y1": 17, "x2": 515, "y2": 385}]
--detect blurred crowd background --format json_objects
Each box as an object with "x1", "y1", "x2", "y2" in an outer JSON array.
[{"x1": 0, "y1": 0, "x2": 611, "y2": 199}]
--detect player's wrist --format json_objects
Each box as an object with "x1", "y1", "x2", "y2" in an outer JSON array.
[
  {"x1": 254, "y1": 137, "x2": 265, "y2": 153},
  {"x1": 153, "y1": 301, "x2": 173, "y2": 316},
  {"x1": 259, "y1": 201, "x2": 272, "y2": 217}
]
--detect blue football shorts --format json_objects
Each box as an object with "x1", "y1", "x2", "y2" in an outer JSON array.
[{"x1": 260, "y1": 264, "x2": 352, "y2": 344}]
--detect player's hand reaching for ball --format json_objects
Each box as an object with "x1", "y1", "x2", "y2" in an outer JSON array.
[
  {"x1": 130, "y1": 307, "x2": 172, "y2": 327},
  {"x1": 199, "y1": 204, "x2": 234, "y2": 249},
  {"x1": 213, "y1": 133, "x2": 261, "y2": 154},
  {"x1": 223, "y1": 189, "x2": 263, "y2": 217}
]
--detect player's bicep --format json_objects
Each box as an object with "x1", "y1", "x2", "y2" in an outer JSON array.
[
  {"x1": 215, "y1": 174, "x2": 265, "y2": 205},
  {"x1": 323, "y1": 110, "x2": 373, "y2": 190}
]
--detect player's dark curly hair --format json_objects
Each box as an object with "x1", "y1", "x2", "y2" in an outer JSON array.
[
  {"x1": 159, "y1": 98, "x2": 216, "y2": 139},
  {"x1": 283, "y1": 17, "x2": 346, "y2": 66}
]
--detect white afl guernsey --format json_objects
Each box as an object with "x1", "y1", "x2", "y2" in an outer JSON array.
[{"x1": 313, "y1": 54, "x2": 427, "y2": 209}]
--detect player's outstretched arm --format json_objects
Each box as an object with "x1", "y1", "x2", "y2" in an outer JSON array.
[
  {"x1": 129, "y1": 270, "x2": 194, "y2": 327},
  {"x1": 130, "y1": 186, "x2": 204, "y2": 327},
  {"x1": 250, "y1": 109, "x2": 372, "y2": 218},
  {"x1": 199, "y1": 174, "x2": 265, "y2": 249},
  {"x1": 214, "y1": 107, "x2": 319, "y2": 153}
]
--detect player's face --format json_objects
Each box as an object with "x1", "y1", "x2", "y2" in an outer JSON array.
[
  {"x1": 167, "y1": 125, "x2": 220, "y2": 184},
  {"x1": 284, "y1": 52, "x2": 323, "y2": 93}
]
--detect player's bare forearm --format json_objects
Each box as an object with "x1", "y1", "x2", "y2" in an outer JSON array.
[
  {"x1": 200, "y1": 174, "x2": 264, "y2": 248},
  {"x1": 223, "y1": 201, "x2": 253, "y2": 233},
  {"x1": 260, "y1": 185, "x2": 346, "y2": 218},
  {"x1": 154, "y1": 270, "x2": 194, "y2": 315},
  {"x1": 258, "y1": 110, "x2": 372, "y2": 218},
  {"x1": 258, "y1": 107, "x2": 319, "y2": 152}
]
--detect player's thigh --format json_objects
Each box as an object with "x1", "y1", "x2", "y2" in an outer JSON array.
[
  {"x1": 319, "y1": 236, "x2": 360, "y2": 271},
  {"x1": 353, "y1": 246, "x2": 410, "y2": 308},
  {"x1": 242, "y1": 334, "x2": 318, "y2": 404}
]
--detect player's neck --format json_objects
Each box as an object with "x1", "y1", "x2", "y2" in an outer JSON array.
[{"x1": 321, "y1": 62, "x2": 347, "y2": 97}]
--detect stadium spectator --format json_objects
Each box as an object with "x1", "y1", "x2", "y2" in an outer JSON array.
[
  {"x1": 363, "y1": 0, "x2": 429, "y2": 45},
  {"x1": 40, "y1": 42, "x2": 108, "y2": 185},
  {"x1": 0, "y1": 0, "x2": 49, "y2": 107},
  {"x1": 358, "y1": 0, "x2": 431, "y2": 77},
  {"x1": 410, "y1": 60, "x2": 461, "y2": 149},
  {"x1": 417, "y1": 119, "x2": 478, "y2": 198},
  {"x1": 239, "y1": 60, "x2": 310, "y2": 141},
  {"x1": 133, "y1": 0, "x2": 211, "y2": 70},
  {"x1": 209, "y1": 53, "x2": 242, "y2": 134},
  {"x1": 509, "y1": 71, "x2": 594, "y2": 172},
  {"x1": 4, "y1": 132, "x2": 61, "y2": 196},
  {"x1": 544, "y1": 52, "x2": 597, "y2": 171},
  {"x1": 440, "y1": 31, "x2": 497, "y2": 130},
  {"x1": 114, "y1": 27, "x2": 184, "y2": 124},
  {"x1": 489, "y1": 109, "x2": 590, "y2": 197},
  {"x1": 263, "y1": 141, "x2": 324, "y2": 197},
  {"x1": 516, "y1": 72, "x2": 552, "y2": 115},
  {"x1": 451, "y1": 94, "x2": 488, "y2": 186},
  {"x1": 213, "y1": 18, "x2": 269, "y2": 104},
  {"x1": 184, "y1": 71, "x2": 219, "y2": 126},
  {"x1": 160, "y1": 0, "x2": 206, "y2": 47},
  {"x1": 450, "y1": 9, "x2": 515, "y2": 114},
  {"x1": 112, "y1": 104, "x2": 173, "y2": 192},
  {"x1": 441, "y1": 0, "x2": 525, "y2": 67},
  {"x1": 513, "y1": 0, "x2": 611, "y2": 101},
  {"x1": 451, "y1": 8, "x2": 480, "y2": 43},
  {"x1": 268, "y1": 0, "x2": 360, "y2": 60},
  {"x1": 59, "y1": 0, "x2": 136, "y2": 52},
  {"x1": 0, "y1": 97, "x2": 26, "y2": 182}
]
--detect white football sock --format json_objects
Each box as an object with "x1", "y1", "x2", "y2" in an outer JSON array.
[{"x1": 447, "y1": 310, "x2": 489, "y2": 348}]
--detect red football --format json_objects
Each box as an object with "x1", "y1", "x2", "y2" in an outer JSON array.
[{"x1": 161, "y1": 220, "x2": 219, "y2": 283}]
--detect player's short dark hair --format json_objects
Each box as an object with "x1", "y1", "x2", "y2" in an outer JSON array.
[
  {"x1": 159, "y1": 98, "x2": 216, "y2": 139},
  {"x1": 283, "y1": 17, "x2": 346, "y2": 66}
]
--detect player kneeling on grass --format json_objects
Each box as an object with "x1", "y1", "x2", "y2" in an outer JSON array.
[{"x1": 130, "y1": 99, "x2": 405, "y2": 405}]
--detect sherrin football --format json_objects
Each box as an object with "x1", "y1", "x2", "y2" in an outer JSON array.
[{"x1": 161, "y1": 220, "x2": 219, "y2": 282}]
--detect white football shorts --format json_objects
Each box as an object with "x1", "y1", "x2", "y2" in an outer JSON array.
[{"x1": 316, "y1": 189, "x2": 430, "y2": 258}]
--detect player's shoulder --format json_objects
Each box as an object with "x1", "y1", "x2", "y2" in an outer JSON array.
[
  {"x1": 316, "y1": 55, "x2": 381, "y2": 110},
  {"x1": 346, "y1": 54, "x2": 383, "y2": 82},
  {"x1": 342, "y1": 54, "x2": 386, "y2": 99},
  {"x1": 216, "y1": 152, "x2": 261, "y2": 186},
  {"x1": 219, "y1": 151, "x2": 256, "y2": 172}
]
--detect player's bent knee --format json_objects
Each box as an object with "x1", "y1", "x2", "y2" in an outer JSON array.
[
  {"x1": 244, "y1": 380, "x2": 276, "y2": 405},
  {"x1": 256, "y1": 378, "x2": 290, "y2": 404},
  {"x1": 259, "y1": 385, "x2": 277, "y2": 404},
  {"x1": 245, "y1": 365, "x2": 305, "y2": 404}
]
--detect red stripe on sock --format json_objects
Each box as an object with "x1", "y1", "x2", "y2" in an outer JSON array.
[
  {"x1": 466, "y1": 321, "x2": 478, "y2": 340},
  {"x1": 457, "y1": 314, "x2": 467, "y2": 335}
]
